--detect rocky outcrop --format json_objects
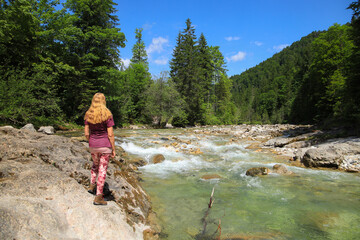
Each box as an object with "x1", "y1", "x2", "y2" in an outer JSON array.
[
  {"x1": 302, "y1": 147, "x2": 344, "y2": 168},
  {"x1": 0, "y1": 126, "x2": 158, "y2": 239},
  {"x1": 299, "y1": 138, "x2": 360, "y2": 170}
]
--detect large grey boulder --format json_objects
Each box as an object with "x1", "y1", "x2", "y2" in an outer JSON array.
[
  {"x1": 0, "y1": 126, "x2": 154, "y2": 239},
  {"x1": 302, "y1": 147, "x2": 344, "y2": 168},
  {"x1": 21, "y1": 123, "x2": 36, "y2": 132},
  {"x1": 300, "y1": 138, "x2": 360, "y2": 170},
  {"x1": 38, "y1": 126, "x2": 55, "y2": 135}
]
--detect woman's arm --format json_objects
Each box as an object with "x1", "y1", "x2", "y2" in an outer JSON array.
[
  {"x1": 107, "y1": 126, "x2": 116, "y2": 158},
  {"x1": 84, "y1": 125, "x2": 90, "y2": 141}
]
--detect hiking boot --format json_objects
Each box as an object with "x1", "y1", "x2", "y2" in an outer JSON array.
[
  {"x1": 88, "y1": 183, "x2": 96, "y2": 194},
  {"x1": 93, "y1": 194, "x2": 107, "y2": 205}
]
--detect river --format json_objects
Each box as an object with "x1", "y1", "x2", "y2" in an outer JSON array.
[{"x1": 116, "y1": 127, "x2": 360, "y2": 240}]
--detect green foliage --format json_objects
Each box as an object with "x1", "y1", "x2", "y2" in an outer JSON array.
[
  {"x1": 61, "y1": 0, "x2": 126, "y2": 122},
  {"x1": 292, "y1": 24, "x2": 354, "y2": 123},
  {"x1": 124, "y1": 63, "x2": 151, "y2": 123},
  {"x1": 232, "y1": 20, "x2": 358, "y2": 127},
  {"x1": 131, "y1": 28, "x2": 148, "y2": 66},
  {"x1": 143, "y1": 72, "x2": 186, "y2": 127},
  {"x1": 231, "y1": 31, "x2": 322, "y2": 124},
  {"x1": 1, "y1": 1, "x2": 359, "y2": 129},
  {"x1": 0, "y1": 67, "x2": 62, "y2": 127},
  {"x1": 170, "y1": 19, "x2": 199, "y2": 125},
  {"x1": 0, "y1": 0, "x2": 126, "y2": 126},
  {"x1": 345, "y1": 1, "x2": 360, "y2": 125},
  {"x1": 0, "y1": 0, "x2": 39, "y2": 68},
  {"x1": 170, "y1": 19, "x2": 236, "y2": 125}
]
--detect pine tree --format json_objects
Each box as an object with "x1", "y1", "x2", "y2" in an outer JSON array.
[
  {"x1": 131, "y1": 28, "x2": 148, "y2": 65},
  {"x1": 195, "y1": 33, "x2": 213, "y2": 123},
  {"x1": 125, "y1": 27, "x2": 151, "y2": 123},
  {"x1": 169, "y1": 19, "x2": 200, "y2": 125},
  {"x1": 62, "y1": 0, "x2": 126, "y2": 122}
]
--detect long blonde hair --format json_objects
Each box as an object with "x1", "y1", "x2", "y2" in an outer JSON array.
[{"x1": 84, "y1": 93, "x2": 112, "y2": 124}]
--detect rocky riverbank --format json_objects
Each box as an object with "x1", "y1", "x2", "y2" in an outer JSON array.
[
  {"x1": 0, "y1": 126, "x2": 160, "y2": 240},
  {"x1": 191, "y1": 124, "x2": 360, "y2": 173}
]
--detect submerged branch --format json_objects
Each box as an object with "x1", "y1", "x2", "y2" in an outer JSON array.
[{"x1": 200, "y1": 186, "x2": 215, "y2": 236}]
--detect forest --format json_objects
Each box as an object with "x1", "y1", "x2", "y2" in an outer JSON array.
[{"x1": 0, "y1": 0, "x2": 359, "y2": 129}]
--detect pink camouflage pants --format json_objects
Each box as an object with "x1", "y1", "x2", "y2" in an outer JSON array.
[{"x1": 90, "y1": 153, "x2": 111, "y2": 195}]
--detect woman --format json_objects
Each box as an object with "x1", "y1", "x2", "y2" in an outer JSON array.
[{"x1": 84, "y1": 93, "x2": 116, "y2": 205}]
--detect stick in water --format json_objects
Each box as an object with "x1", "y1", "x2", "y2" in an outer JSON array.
[
  {"x1": 208, "y1": 186, "x2": 215, "y2": 208},
  {"x1": 202, "y1": 186, "x2": 215, "y2": 235}
]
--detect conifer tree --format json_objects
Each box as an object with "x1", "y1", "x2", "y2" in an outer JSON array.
[
  {"x1": 62, "y1": 0, "x2": 126, "y2": 121},
  {"x1": 131, "y1": 28, "x2": 148, "y2": 65},
  {"x1": 170, "y1": 19, "x2": 200, "y2": 125},
  {"x1": 126, "y1": 27, "x2": 151, "y2": 123},
  {"x1": 196, "y1": 33, "x2": 213, "y2": 119}
]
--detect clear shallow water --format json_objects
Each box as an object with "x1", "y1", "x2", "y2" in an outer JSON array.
[{"x1": 116, "y1": 128, "x2": 360, "y2": 240}]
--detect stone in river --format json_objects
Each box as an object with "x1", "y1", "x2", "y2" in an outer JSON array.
[
  {"x1": 201, "y1": 174, "x2": 222, "y2": 180},
  {"x1": 302, "y1": 147, "x2": 343, "y2": 168},
  {"x1": 152, "y1": 154, "x2": 165, "y2": 164},
  {"x1": 272, "y1": 164, "x2": 294, "y2": 175},
  {"x1": 245, "y1": 167, "x2": 270, "y2": 177}
]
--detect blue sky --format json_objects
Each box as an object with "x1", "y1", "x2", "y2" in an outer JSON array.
[{"x1": 114, "y1": 0, "x2": 353, "y2": 77}]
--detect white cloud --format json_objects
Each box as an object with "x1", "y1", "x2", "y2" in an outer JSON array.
[
  {"x1": 273, "y1": 44, "x2": 290, "y2": 51},
  {"x1": 227, "y1": 51, "x2": 246, "y2": 62},
  {"x1": 146, "y1": 37, "x2": 169, "y2": 55},
  {"x1": 225, "y1": 36, "x2": 240, "y2": 41},
  {"x1": 154, "y1": 56, "x2": 168, "y2": 65},
  {"x1": 254, "y1": 41, "x2": 263, "y2": 46},
  {"x1": 142, "y1": 22, "x2": 155, "y2": 31},
  {"x1": 121, "y1": 58, "x2": 131, "y2": 68}
]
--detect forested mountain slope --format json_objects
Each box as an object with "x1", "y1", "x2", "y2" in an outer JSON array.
[
  {"x1": 231, "y1": 31, "x2": 322, "y2": 123},
  {"x1": 231, "y1": 21, "x2": 359, "y2": 127}
]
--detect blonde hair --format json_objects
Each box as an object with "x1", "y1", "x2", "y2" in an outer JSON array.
[{"x1": 84, "y1": 93, "x2": 112, "y2": 124}]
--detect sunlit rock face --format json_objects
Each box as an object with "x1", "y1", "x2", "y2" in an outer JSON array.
[{"x1": 0, "y1": 126, "x2": 153, "y2": 240}]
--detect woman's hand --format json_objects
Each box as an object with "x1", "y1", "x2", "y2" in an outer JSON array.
[{"x1": 107, "y1": 126, "x2": 116, "y2": 158}]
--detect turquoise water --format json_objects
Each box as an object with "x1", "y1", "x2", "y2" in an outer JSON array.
[{"x1": 116, "y1": 128, "x2": 360, "y2": 240}]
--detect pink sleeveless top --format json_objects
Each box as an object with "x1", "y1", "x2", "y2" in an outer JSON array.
[{"x1": 84, "y1": 116, "x2": 115, "y2": 148}]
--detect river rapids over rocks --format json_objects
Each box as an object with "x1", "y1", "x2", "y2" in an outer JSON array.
[{"x1": 118, "y1": 125, "x2": 360, "y2": 240}]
